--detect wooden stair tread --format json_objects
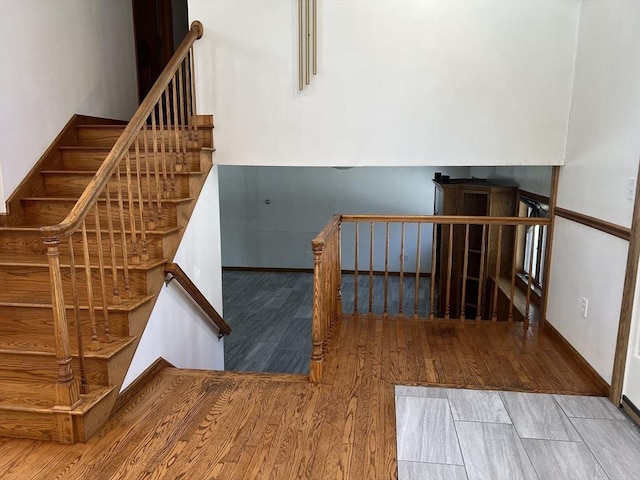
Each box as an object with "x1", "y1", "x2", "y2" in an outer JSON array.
[
  {"x1": 20, "y1": 196, "x2": 194, "y2": 204},
  {"x1": 41, "y1": 169, "x2": 203, "y2": 177},
  {"x1": 0, "y1": 255, "x2": 167, "y2": 270},
  {"x1": 0, "y1": 295, "x2": 154, "y2": 312},
  {"x1": 59, "y1": 145, "x2": 204, "y2": 153},
  {"x1": 0, "y1": 332, "x2": 135, "y2": 358},
  {"x1": 0, "y1": 224, "x2": 182, "y2": 235}
]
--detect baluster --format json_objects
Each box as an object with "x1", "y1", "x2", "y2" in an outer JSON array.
[
  {"x1": 336, "y1": 224, "x2": 342, "y2": 321},
  {"x1": 150, "y1": 109, "x2": 164, "y2": 227},
  {"x1": 134, "y1": 138, "x2": 149, "y2": 261},
  {"x1": 476, "y1": 224, "x2": 487, "y2": 321},
  {"x1": 122, "y1": 150, "x2": 138, "y2": 265},
  {"x1": 460, "y1": 224, "x2": 470, "y2": 321},
  {"x1": 184, "y1": 56, "x2": 194, "y2": 142},
  {"x1": 399, "y1": 222, "x2": 405, "y2": 318},
  {"x1": 189, "y1": 47, "x2": 199, "y2": 142},
  {"x1": 103, "y1": 184, "x2": 120, "y2": 304},
  {"x1": 383, "y1": 222, "x2": 389, "y2": 318},
  {"x1": 171, "y1": 72, "x2": 183, "y2": 172},
  {"x1": 81, "y1": 221, "x2": 99, "y2": 351},
  {"x1": 157, "y1": 95, "x2": 170, "y2": 199},
  {"x1": 353, "y1": 221, "x2": 359, "y2": 316},
  {"x1": 492, "y1": 225, "x2": 503, "y2": 322},
  {"x1": 368, "y1": 221, "x2": 374, "y2": 315},
  {"x1": 163, "y1": 85, "x2": 176, "y2": 196},
  {"x1": 44, "y1": 235, "x2": 80, "y2": 409},
  {"x1": 525, "y1": 225, "x2": 536, "y2": 330},
  {"x1": 93, "y1": 204, "x2": 111, "y2": 343},
  {"x1": 177, "y1": 61, "x2": 188, "y2": 170},
  {"x1": 67, "y1": 237, "x2": 88, "y2": 394},
  {"x1": 118, "y1": 156, "x2": 132, "y2": 297},
  {"x1": 445, "y1": 224, "x2": 453, "y2": 320},
  {"x1": 142, "y1": 121, "x2": 156, "y2": 230},
  {"x1": 414, "y1": 223, "x2": 421, "y2": 319},
  {"x1": 508, "y1": 224, "x2": 518, "y2": 323},
  {"x1": 429, "y1": 223, "x2": 437, "y2": 320}
]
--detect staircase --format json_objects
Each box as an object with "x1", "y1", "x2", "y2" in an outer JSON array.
[
  {"x1": 0, "y1": 115, "x2": 213, "y2": 443},
  {"x1": 0, "y1": 21, "x2": 212, "y2": 444}
]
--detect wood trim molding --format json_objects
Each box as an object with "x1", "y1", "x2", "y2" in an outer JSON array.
[
  {"x1": 622, "y1": 396, "x2": 640, "y2": 426},
  {"x1": 222, "y1": 266, "x2": 431, "y2": 278},
  {"x1": 544, "y1": 321, "x2": 610, "y2": 396},
  {"x1": 540, "y1": 166, "x2": 560, "y2": 330},
  {"x1": 223, "y1": 266, "x2": 315, "y2": 274},
  {"x1": 555, "y1": 207, "x2": 631, "y2": 241},
  {"x1": 113, "y1": 357, "x2": 175, "y2": 413},
  {"x1": 610, "y1": 161, "x2": 640, "y2": 405},
  {"x1": 519, "y1": 190, "x2": 550, "y2": 205}
]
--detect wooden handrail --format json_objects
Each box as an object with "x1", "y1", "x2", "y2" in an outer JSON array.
[
  {"x1": 40, "y1": 21, "x2": 203, "y2": 241},
  {"x1": 341, "y1": 214, "x2": 551, "y2": 226},
  {"x1": 164, "y1": 263, "x2": 232, "y2": 338},
  {"x1": 312, "y1": 214, "x2": 342, "y2": 246}
]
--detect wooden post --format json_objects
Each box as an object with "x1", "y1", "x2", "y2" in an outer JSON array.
[
  {"x1": 310, "y1": 239, "x2": 325, "y2": 383},
  {"x1": 43, "y1": 236, "x2": 81, "y2": 410}
]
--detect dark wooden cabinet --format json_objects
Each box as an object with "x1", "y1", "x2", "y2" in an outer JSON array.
[{"x1": 433, "y1": 178, "x2": 518, "y2": 319}]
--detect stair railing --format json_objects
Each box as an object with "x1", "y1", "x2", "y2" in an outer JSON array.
[
  {"x1": 39, "y1": 22, "x2": 204, "y2": 409},
  {"x1": 309, "y1": 214, "x2": 342, "y2": 383},
  {"x1": 309, "y1": 214, "x2": 552, "y2": 383},
  {"x1": 164, "y1": 263, "x2": 231, "y2": 339}
]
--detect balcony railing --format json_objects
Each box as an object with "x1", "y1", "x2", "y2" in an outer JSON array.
[{"x1": 309, "y1": 214, "x2": 551, "y2": 383}]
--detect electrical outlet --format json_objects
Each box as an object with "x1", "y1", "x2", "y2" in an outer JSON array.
[
  {"x1": 581, "y1": 297, "x2": 589, "y2": 318},
  {"x1": 627, "y1": 178, "x2": 636, "y2": 201},
  {"x1": 306, "y1": 250, "x2": 312, "y2": 259},
  {"x1": 403, "y1": 254, "x2": 409, "y2": 261}
]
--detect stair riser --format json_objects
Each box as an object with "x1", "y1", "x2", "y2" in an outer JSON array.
[
  {"x1": 22, "y1": 199, "x2": 183, "y2": 229},
  {"x1": 43, "y1": 172, "x2": 192, "y2": 198},
  {"x1": 0, "y1": 352, "x2": 111, "y2": 386},
  {"x1": 77, "y1": 128, "x2": 211, "y2": 150},
  {"x1": 0, "y1": 409, "x2": 58, "y2": 442},
  {"x1": 0, "y1": 264, "x2": 155, "y2": 304},
  {"x1": 0, "y1": 228, "x2": 177, "y2": 262},
  {"x1": 60, "y1": 149, "x2": 204, "y2": 173},
  {"x1": 0, "y1": 306, "x2": 130, "y2": 337}
]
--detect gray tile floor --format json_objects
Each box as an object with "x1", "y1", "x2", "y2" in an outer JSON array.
[{"x1": 395, "y1": 386, "x2": 640, "y2": 480}]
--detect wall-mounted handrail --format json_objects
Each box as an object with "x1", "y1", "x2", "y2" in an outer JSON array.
[{"x1": 164, "y1": 263, "x2": 232, "y2": 339}]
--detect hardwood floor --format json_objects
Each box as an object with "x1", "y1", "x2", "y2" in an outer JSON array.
[{"x1": 0, "y1": 315, "x2": 607, "y2": 480}]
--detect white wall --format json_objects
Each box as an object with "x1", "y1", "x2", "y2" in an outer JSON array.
[
  {"x1": 547, "y1": 1, "x2": 640, "y2": 384},
  {"x1": 219, "y1": 166, "x2": 469, "y2": 269},
  {"x1": 0, "y1": 0, "x2": 138, "y2": 212},
  {"x1": 123, "y1": 167, "x2": 225, "y2": 389},
  {"x1": 623, "y1": 268, "x2": 640, "y2": 406},
  {"x1": 189, "y1": 0, "x2": 579, "y2": 168},
  {"x1": 469, "y1": 166, "x2": 552, "y2": 197}
]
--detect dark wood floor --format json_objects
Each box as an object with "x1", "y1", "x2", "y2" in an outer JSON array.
[{"x1": 0, "y1": 315, "x2": 608, "y2": 480}]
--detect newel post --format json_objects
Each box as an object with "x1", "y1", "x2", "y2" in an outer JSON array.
[
  {"x1": 310, "y1": 239, "x2": 325, "y2": 383},
  {"x1": 43, "y1": 236, "x2": 81, "y2": 410}
]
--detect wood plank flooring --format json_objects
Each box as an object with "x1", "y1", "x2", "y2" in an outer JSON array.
[{"x1": 0, "y1": 315, "x2": 607, "y2": 480}]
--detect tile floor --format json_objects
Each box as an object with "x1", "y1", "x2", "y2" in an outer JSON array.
[{"x1": 395, "y1": 386, "x2": 640, "y2": 480}]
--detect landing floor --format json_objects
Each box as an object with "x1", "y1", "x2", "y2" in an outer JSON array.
[{"x1": 0, "y1": 317, "x2": 610, "y2": 479}]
